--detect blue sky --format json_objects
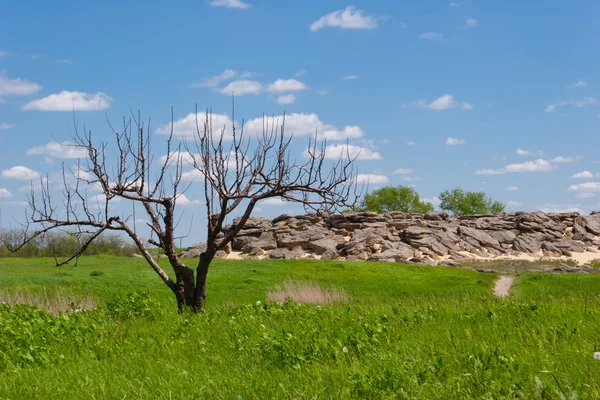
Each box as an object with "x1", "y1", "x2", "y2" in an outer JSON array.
[{"x1": 1, "y1": 0, "x2": 599, "y2": 243}]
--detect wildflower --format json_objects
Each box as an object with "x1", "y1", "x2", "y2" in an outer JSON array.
[
  {"x1": 256, "y1": 301, "x2": 262, "y2": 306},
  {"x1": 342, "y1": 347, "x2": 348, "y2": 353},
  {"x1": 594, "y1": 352, "x2": 600, "y2": 360}
]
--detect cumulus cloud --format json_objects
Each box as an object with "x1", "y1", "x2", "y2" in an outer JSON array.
[
  {"x1": 2, "y1": 166, "x2": 40, "y2": 180},
  {"x1": 295, "y1": 69, "x2": 307, "y2": 77},
  {"x1": 156, "y1": 112, "x2": 233, "y2": 138},
  {"x1": 418, "y1": 32, "x2": 444, "y2": 41},
  {"x1": 175, "y1": 194, "x2": 201, "y2": 206},
  {"x1": 406, "y1": 141, "x2": 417, "y2": 146},
  {"x1": 568, "y1": 181, "x2": 600, "y2": 193},
  {"x1": 266, "y1": 79, "x2": 306, "y2": 93},
  {"x1": 446, "y1": 137, "x2": 466, "y2": 146},
  {"x1": 403, "y1": 94, "x2": 472, "y2": 111},
  {"x1": 0, "y1": 123, "x2": 14, "y2": 130},
  {"x1": 539, "y1": 204, "x2": 585, "y2": 214},
  {"x1": 275, "y1": 94, "x2": 296, "y2": 105},
  {"x1": 575, "y1": 193, "x2": 595, "y2": 199},
  {"x1": 565, "y1": 80, "x2": 588, "y2": 89},
  {"x1": 261, "y1": 198, "x2": 288, "y2": 206},
  {"x1": 26, "y1": 142, "x2": 87, "y2": 159},
  {"x1": 0, "y1": 73, "x2": 41, "y2": 97},
  {"x1": 22, "y1": 91, "x2": 112, "y2": 111},
  {"x1": 551, "y1": 156, "x2": 579, "y2": 163},
  {"x1": 476, "y1": 159, "x2": 554, "y2": 175},
  {"x1": 244, "y1": 113, "x2": 364, "y2": 141},
  {"x1": 507, "y1": 186, "x2": 519, "y2": 191},
  {"x1": 159, "y1": 151, "x2": 201, "y2": 165},
  {"x1": 423, "y1": 196, "x2": 441, "y2": 207},
  {"x1": 322, "y1": 144, "x2": 381, "y2": 160},
  {"x1": 394, "y1": 168, "x2": 414, "y2": 175},
  {"x1": 572, "y1": 171, "x2": 593, "y2": 179},
  {"x1": 0, "y1": 188, "x2": 12, "y2": 198},
  {"x1": 208, "y1": 0, "x2": 250, "y2": 9},
  {"x1": 310, "y1": 6, "x2": 378, "y2": 31},
  {"x1": 190, "y1": 69, "x2": 237, "y2": 88},
  {"x1": 516, "y1": 148, "x2": 543, "y2": 156},
  {"x1": 545, "y1": 97, "x2": 597, "y2": 112},
  {"x1": 355, "y1": 173, "x2": 389, "y2": 184},
  {"x1": 217, "y1": 80, "x2": 263, "y2": 95},
  {"x1": 464, "y1": 18, "x2": 479, "y2": 27}
]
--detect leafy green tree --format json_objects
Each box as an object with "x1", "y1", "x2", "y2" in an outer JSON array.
[
  {"x1": 359, "y1": 185, "x2": 434, "y2": 214},
  {"x1": 438, "y1": 188, "x2": 505, "y2": 215}
]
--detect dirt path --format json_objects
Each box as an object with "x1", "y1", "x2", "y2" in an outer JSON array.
[{"x1": 493, "y1": 276, "x2": 514, "y2": 297}]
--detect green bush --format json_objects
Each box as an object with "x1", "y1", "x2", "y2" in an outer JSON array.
[
  {"x1": 358, "y1": 185, "x2": 434, "y2": 214},
  {"x1": 439, "y1": 188, "x2": 505, "y2": 215}
]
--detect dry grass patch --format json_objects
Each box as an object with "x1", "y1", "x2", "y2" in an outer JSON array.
[
  {"x1": 0, "y1": 286, "x2": 96, "y2": 314},
  {"x1": 267, "y1": 279, "x2": 348, "y2": 304}
]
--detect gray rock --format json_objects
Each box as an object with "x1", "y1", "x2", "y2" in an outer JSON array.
[
  {"x1": 308, "y1": 236, "x2": 346, "y2": 255},
  {"x1": 321, "y1": 248, "x2": 340, "y2": 260},
  {"x1": 458, "y1": 226, "x2": 499, "y2": 247},
  {"x1": 513, "y1": 234, "x2": 541, "y2": 254}
]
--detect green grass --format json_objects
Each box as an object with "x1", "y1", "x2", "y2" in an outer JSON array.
[{"x1": 0, "y1": 256, "x2": 599, "y2": 398}]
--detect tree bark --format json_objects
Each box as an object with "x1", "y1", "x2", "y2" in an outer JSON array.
[{"x1": 193, "y1": 252, "x2": 213, "y2": 311}]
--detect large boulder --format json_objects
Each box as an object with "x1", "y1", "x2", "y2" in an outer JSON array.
[
  {"x1": 458, "y1": 226, "x2": 499, "y2": 247},
  {"x1": 513, "y1": 234, "x2": 541, "y2": 254}
]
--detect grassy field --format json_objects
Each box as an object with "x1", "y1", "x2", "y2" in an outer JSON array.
[{"x1": 0, "y1": 256, "x2": 599, "y2": 398}]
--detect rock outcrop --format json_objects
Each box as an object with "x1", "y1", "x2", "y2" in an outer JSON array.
[{"x1": 179, "y1": 211, "x2": 600, "y2": 265}]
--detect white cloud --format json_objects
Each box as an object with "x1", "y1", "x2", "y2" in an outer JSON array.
[
  {"x1": 156, "y1": 112, "x2": 233, "y2": 138},
  {"x1": 208, "y1": 0, "x2": 250, "y2": 9},
  {"x1": 568, "y1": 181, "x2": 600, "y2": 193},
  {"x1": 7, "y1": 201, "x2": 28, "y2": 207},
  {"x1": 394, "y1": 168, "x2": 414, "y2": 175},
  {"x1": 0, "y1": 188, "x2": 12, "y2": 198},
  {"x1": 159, "y1": 151, "x2": 201, "y2": 165},
  {"x1": 576, "y1": 193, "x2": 595, "y2": 199},
  {"x1": 406, "y1": 141, "x2": 417, "y2": 146},
  {"x1": 423, "y1": 196, "x2": 441, "y2": 207},
  {"x1": 418, "y1": 32, "x2": 444, "y2": 41},
  {"x1": 310, "y1": 6, "x2": 378, "y2": 32},
  {"x1": 355, "y1": 173, "x2": 389, "y2": 184},
  {"x1": 261, "y1": 197, "x2": 288, "y2": 206},
  {"x1": 551, "y1": 156, "x2": 579, "y2": 163},
  {"x1": 175, "y1": 194, "x2": 201, "y2": 206},
  {"x1": 476, "y1": 159, "x2": 554, "y2": 175},
  {"x1": 539, "y1": 204, "x2": 585, "y2": 214},
  {"x1": 516, "y1": 148, "x2": 543, "y2": 156},
  {"x1": 341, "y1": 75, "x2": 359, "y2": 80},
  {"x1": 449, "y1": 2, "x2": 459, "y2": 7},
  {"x1": 191, "y1": 69, "x2": 237, "y2": 88},
  {"x1": 266, "y1": 79, "x2": 307, "y2": 93},
  {"x1": 275, "y1": 94, "x2": 296, "y2": 105},
  {"x1": 2, "y1": 166, "x2": 40, "y2": 180},
  {"x1": 0, "y1": 73, "x2": 42, "y2": 97},
  {"x1": 506, "y1": 201, "x2": 522, "y2": 208},
  {"x1": 245, "y1": 113, "x2": 363, "y2": 141},
  {"x1": 545, "y1": 97, "x2": 597, "y2": 112},
  {"x1": 403, "y1": 176, "x2": 421, "y2": 182},
  {"x1": 217, "y1": 80, "x2": 262, "y2": 95},
  {"x1": 565, "y1": 80, "x2": 588, "y2": 89},
  {"x1": 26, "y1": 142, "x2": 87, "y2": 159},
  {"x1": 446, "y1": 137, "x2": 466, "y2": 146},
  {"x1": 295, "y1": 69, "x2": 307, "y2": 77},
  {"x1": 403, "y1": 94, "x2": 472, "y2": 111},
  {"x1": 507, "y1": 186, "x2": 519, "y2": 191},
  {"x1": 56, "y1": 58, "x2": 72, "y2": 64},
  {"x1": 318, "y1": 89, "x2": 329, "y2": 95},
  {"x1": 465, "y1": 18, "x2": 478, "y2": 27},
  {"x1": 0, "y1": 123, "x2": 14, "y2": 130},
  {"x1": 22, "y1": 91, "x2": 112, "y2": 111},
  {"x1": 572, "y1": 171, "x2": 593, "y2": 179},
  {"x1": 322, "y1": 144, "x2": 382, "y2": 160}
]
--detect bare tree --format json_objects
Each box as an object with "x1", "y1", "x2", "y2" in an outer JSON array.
[{"x1": 6, "y1": 107, "x2": 358, "y2": 312}]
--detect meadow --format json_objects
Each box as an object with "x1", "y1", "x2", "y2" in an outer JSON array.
[{"x1": 0, "y1": 256, "x2": 599, "y2": 399}]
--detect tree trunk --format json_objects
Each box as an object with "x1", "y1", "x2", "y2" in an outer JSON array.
[
  {"x1": 193, "y1": 252, "x2": 213, "y2": 312},
  {"x1": 172, "y1": 262, "x2": 195, "y2": 312}
]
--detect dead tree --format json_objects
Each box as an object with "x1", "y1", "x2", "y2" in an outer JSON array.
[{"x1": 7, "y1": 107, "x2": 358, "y2": 312}]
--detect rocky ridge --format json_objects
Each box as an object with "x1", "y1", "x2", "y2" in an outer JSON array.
[{"x1": 180, "y1": 211, "x2": 600, "y2": 265}]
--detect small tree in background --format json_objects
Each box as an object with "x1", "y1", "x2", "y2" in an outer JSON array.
[
  {"x1": 358, "y1": 185, "x2": 434, "y2": 214},
  {"x1": 439, "y1": 188, "x2": 505, "y2": 215}
]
